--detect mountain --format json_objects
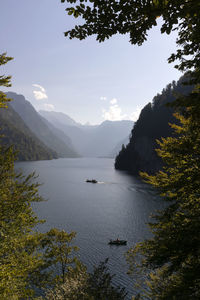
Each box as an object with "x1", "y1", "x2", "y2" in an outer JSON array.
[
  {"x1": 40, "y1": 110, "x2": 81, "y2": 128},
  {"x1": 7, "y1": 92, "x2": 78, "y2": 158},
  {"x1": 115, "y1": 75, "x2": 194, "y2": 175},
  {"x1": 39, "y1": 110, "x2": 92, "y2": 155},
  {"x1": 82, "y1": 120, "x2": 134, "y2": 157},
  {"x1": 39, "y1": 115, "x2": 78, "y2": 155},
  {"x1": 109, "y1": 135, "x2": 130, "y2": 158},
  {"x1": 39, "y1": 110, "x2": 134, "y2": 157},
  {"x1": 0, "y1": 104, "x2": 57, "y2": 160},
  {"x1": 40, "y1": 111, "x2": 85, "y2": 155}
]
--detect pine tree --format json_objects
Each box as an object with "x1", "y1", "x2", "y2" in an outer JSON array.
[
  {"x1": 45, "y1": 259, "x2": 127, "y2": 300},
  {"x1": 127, "y1": 105, "x2": 200, "y2": 299},
  {"x1": 0, "y1": 53, "x2": 83, "y2": 299},
  {"x1": 60, "y1": 2, "x2": 200, "y2": 298},
  {"x1": 0, "y1": 53, "x2": 13, "y2": 108},
  {"x1": 40, "y1": 228, "x2": 80, "y2": 286},
  {"x1": 0, "y1": 53, "x2": 46, "y2": 298}
]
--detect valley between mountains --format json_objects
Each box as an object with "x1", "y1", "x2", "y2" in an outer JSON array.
[{"x1": 1, "y1": 92, "x2": 133, "y2": 161}]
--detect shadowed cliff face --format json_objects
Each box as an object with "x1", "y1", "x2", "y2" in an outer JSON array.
[
  {"x1": 129, "y1": 136, "x2": 163, "y2": 175},
  {"x1": 115, "y1": 75, "x2": 194, "y2": 175}
]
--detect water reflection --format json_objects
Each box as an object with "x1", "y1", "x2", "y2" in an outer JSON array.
[{"x1": 16, "y1": 158, "x2": 164, "y2": 299}]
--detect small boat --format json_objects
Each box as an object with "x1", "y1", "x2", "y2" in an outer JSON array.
[
  {"x1": 86, "y1": 179, "x2": 98, "y2": 183},
  {"x1": 108, "y1": 239, "x2": 127, "y2": 246}
]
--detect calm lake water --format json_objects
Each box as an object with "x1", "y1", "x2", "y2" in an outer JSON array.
[{"x1": 16, "y1": 158, "x2": 164, "y2": 299}]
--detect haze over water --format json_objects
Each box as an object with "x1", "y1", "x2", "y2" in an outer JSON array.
[{"x1": 16, "y1": 157, "x2": 165, "y2": 299}]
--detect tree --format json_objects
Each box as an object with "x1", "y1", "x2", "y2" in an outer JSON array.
[
  {"x1": 44, "y1": 267, "x2": 88, "y2": 300},
  {"x1": 0, "y1": 53, "x2": 82, "y2": 299},
  {"x1": 60, "y1": 1, "x2": 200, "y2": 298},
  {"x1": 45, "y1": 259, "x2": 127, "y2": 300},
  {"x1": 0, "y1": 53, "x2": 13, "y2": 108},
  {"x1": 87, "y1": 258, "x2": 127, "y2": 300},
  {"x1": 0, "y1": 151, "x2": 81, "y2": 298},
  {"x1": 0, "y1": 77, "x2": 46, "y2": 297},
  {"x1": 115, "y1": 75, "x2": 194, "y2": 175},
  {"x1": 126, "y1": 109, "x2": 200, "y2": 299},
  {"x1": 61, "y1": 0, "x2": 200, "y2": 82},
  {"x1": 0, "y1": 53, "x2": 45, "y2": 298},
  {"x1": 41, "y1": 228, "x2": 80, "y2": 286}
]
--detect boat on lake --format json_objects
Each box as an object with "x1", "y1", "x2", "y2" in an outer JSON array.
[
  {"x1": 86, "y1": 179, "x2": 98, "y2": 183},
  {"x1": 108, "y1": 239, "x2": 127, "y2": 245}
]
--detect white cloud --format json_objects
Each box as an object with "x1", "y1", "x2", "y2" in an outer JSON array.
[
  {"x1": 102, "y1": 98, "x2": 127, "y2": 121},
  {"x1": 110, "y1": 98, "x2": 117, "y2": 105},
  {"x1": 102, "y1": 97, "x2": 142, "y2": 122},
  {"x1": 100, "y1": 96, "x2": 107, "y2": 101},
  {"x1": 33, "y1": 91, "x2": 48, "y2": 100},
  {"x1": 32, "y1": 84, "x2": 48, "y2": 100},
  {"x1": 43, "y1": 103, "x2": 55, "y2": 111},
  {"x1": 129, "y1": 106, "x2": 142, "y2": 122},
  {"x1": 32, "y1": 84, "x2": 46, "y2": 92}
]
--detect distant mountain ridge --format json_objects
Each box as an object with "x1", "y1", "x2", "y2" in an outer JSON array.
[
  {"x1": 115, "y1": 75, "x2": 194, "y2": 175},
  {"x1": 1, "y1": 92, "x2": 133, "y2": 160},
  {"x1": 7, "y1": 92, "x2": 78, "y2": 158},
  {"x1": 40, "y1": 110, "x2": 81, "y2": 128},
  {"x1": 39, "y1": 110, "x2": 134, "y2": 158},
  {"x1": 109, "y1": 135, "x2": 130, "y2": 158}
]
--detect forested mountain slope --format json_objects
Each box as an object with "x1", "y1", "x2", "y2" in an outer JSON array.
[
  {"x1": 115, "y1": 75, "x2": 193, "y2": 175},
  {"x1": 0, "y1": 104, "x2": 57, "y2": 160},
  {"x1": 7, "y1": 92, "x2": 78, "y2": 158}
]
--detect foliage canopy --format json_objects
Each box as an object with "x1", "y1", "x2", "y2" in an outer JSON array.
[
  {"x1": 0, "y1": 53, "x2": 80, "y2": 299},
  {"x1": 62, "y1": 0, "x2": 200, "y2": 82},
  {"x1": 127, "y1": 108, "x2": 200, "y2": 299},
  {"x1": 45, "y1": 259, "x2": 127, "y2": 300},
  {"x1": 0, "y1": 53, "x2": 45, "y2": 298},
  {"x1": 0, "y1": 53, "x2": 12, "y2": 108},
  {"x1": 0, "y1": 53, "x2": 128, "y2": 299},
  {"x1": 61, "y1": 1, "x2": 200, "y2": 298}
]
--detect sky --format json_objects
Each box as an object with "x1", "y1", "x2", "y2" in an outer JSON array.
[{"x1": 0, "y1": 0, "x2": 182, "y2": 125}]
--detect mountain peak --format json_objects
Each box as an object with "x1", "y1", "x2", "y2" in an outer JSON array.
[{"x1": 39, "y1": 110, "x2": 80, "y2": 127}]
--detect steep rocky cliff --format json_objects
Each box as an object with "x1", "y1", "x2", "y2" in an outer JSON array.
[{"x1": 115, "y1": 75, "x2": 193, "y2": 175}]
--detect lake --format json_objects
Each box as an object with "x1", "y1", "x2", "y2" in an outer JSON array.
[{"x1": 16, "y1": 157, "x2": 164, "y2": 299}]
